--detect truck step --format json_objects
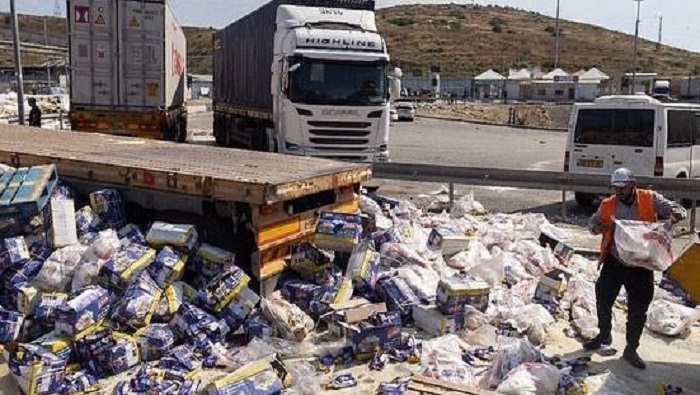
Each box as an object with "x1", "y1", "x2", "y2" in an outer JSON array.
[{"x1": 0, "y1": 164, "x2": 58, "y2": 218}]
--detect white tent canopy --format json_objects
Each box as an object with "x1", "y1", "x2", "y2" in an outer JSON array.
[
  {"x1": 579, "y1": 67, "x2": 610, "y2": 81},
  {"x1": 475, "y1": 69, "x2": 506, "y2": 81},
  {"x1": 508, "y1": 68, "x2": 531, "y2": 80},
  {"x1": 542, "y1": 68, "x2": 569, "y2": 80}
]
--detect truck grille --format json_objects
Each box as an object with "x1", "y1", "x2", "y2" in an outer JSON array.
[{"x1": 307, "y1": 119, "x2": 373, "y2": 154}]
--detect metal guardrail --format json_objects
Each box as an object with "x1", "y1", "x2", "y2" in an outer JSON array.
[{"x1": 373, "y1": 162, "x2": 699, "y2": 228}]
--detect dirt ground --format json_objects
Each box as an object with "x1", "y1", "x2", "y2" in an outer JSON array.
[{"x1": 416, "y1": 102, "x2": 573, "y2": 131}]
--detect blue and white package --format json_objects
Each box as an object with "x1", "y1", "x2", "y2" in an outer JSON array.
[
  {"x1": 135, "y1": 324, "x2": 177, "y2": 362},
  {"x1": 106, "y1": 333, "x2": 141, "y2": 375},
  {"x1": 8, "y1": 343, "x2": 67, "y2": 395},
  {"x1": 8, "y1": 282, "x2": 40, "y2": 316},
  {"x1": 55, "y1": 285, "x2": 111, "y2": 337},
  {"x1": 0, "y1": 236, "x2": 31, "y2": 271},
  {"x1": 146, "y1": 222, "x2": 198, "y2": 252},
  {"x1": 220, "y1": 286, "x2": 260, "y2": 332},
  {"x1": 118, "y1": 224, "x2": 147, "y2": 247},
  {"x1": 314, "y1": 212, "x2": 362, "y2": 252},
  {"x1": 148, "y1": 247, "x2": 186, "y2": 288},
  {"x1": 111, "y1": 271, "x2": 163, "y2": 330},
  {"x1": 75, "y1": 206, "x2": 101, "y2": 236},
  {"x1": 57, "y1": 370, "x2": 100, "y2": 395},
  {"x1": 171, "y1": 302, "x2": 229, "y2": 343},
  {"x1": 0, "y1": 308, "x2": 24, "y2": 343},
  {"x1": 152, "y1": 283, "x2": 184, "y2": 323},
  {"x1": 35, "y1": 292, "x2": 69, "y2": 330},
  {"x1": 3, "y1": 246, "x2": 51, "y2": 288},
  {"x1": 90, "y1": 189, "x2": 127, "y2": 229},
  {"x1": 99, "y1": 244, "x2": 156, "y2": 290},
  {"x1": 159, "y1": 344, "x2": 201, "y2": 373},
  {"x1": 376, "y1": 276, "x2": 419, "y2": 318},
  {"x1": 197, "y1": 265, "x2": 250, "y2": 313},
  {"x1": 290, "y1": 242, "x2": 334, "y2": 278},
  {"x1": 347, "y1": 242, "x2": 382, "y2": 291}
]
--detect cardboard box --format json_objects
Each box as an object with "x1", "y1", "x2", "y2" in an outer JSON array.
[
  {"x1": 534, "y1": 268, "x2": 571, "y2": 304},
  {"x1": 198, "y1": 265, "x2": 250, "y2": 313},
  {"x1": 539, "y1": 230, "x2": 574, "y2": 266},
  {"x1": 147, "y1": 247, "x2": 186, "y2": 288},
  {"x1": 347, "y1": 242, "x2": 382, "y2": 291},
  {"x1": 290, "y1": 242, "x2": 334, "y2": 278},
  {"x1": 146, "y1": 222, "x2": 198, "y2": 252},
  {"x1": 89, "y1": 189, "x2": 126, "y2": 230},
  {"x1": 376, "y1": 276, "x2": 419, "y2": 317},
  {"x1": 314, "y1": 212, "x2": 362, "y2": 252},
  {"x1": 428, "y1": 225, "x2": 470, "y2": 256},
  {"x1": 55, "y1": 285, "x2": 111, "y2": 338},
  {"x1": 346, "y1": 311, "x2": 402, "y2": 360},
  {"x1": 42, "y1": 199, "x2": 79, "y2": 249},
  {"x1": 203, "y1": 358, "x2": 284, "y2": 395},
  {"x1": 436, "y1": 278, "x2": 490, "y2": 315},
  {"x1": 99, "y1": 244, "x2": 156, "y2": 290},
  {"x1": 7, "y1": 282, "x2": 40, "y2": 316},
  {"x1": 659, "y1": 275, "x2": 695, "y2": 306},
  {"x1": 412, "y1": 304, "x2": 468, "y2": 337}
]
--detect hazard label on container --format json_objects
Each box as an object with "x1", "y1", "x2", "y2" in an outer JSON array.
[
  {"x1": 95, "y1": 14, "x2": 106, "y2": 25},
  {"x1": 75, "y1": 5, "x2": 90, "y2": 24},
  {"x1": 129, "y1": 16, "x2": 140, "y2": 28}
]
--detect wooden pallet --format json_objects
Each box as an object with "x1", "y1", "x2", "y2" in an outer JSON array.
[
  {"x1": 0, "y1": 164, "x2": 58, "y2": 218},
  {"x1": 407, "y1": 375, "x2": 499, "y2": 395}
]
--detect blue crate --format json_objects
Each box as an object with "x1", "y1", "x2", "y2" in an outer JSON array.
[{"x1": 0, "y1": 165, "x2": 58, "y2": 218}]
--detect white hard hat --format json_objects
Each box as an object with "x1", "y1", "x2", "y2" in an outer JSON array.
[{"x1": 611, "y1": 168, "x2": 635, "y2": 187}]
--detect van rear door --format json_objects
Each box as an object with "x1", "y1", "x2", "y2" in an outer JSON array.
[{"x1": 569, "y1": 107, "x2": 657, "y2": 176}]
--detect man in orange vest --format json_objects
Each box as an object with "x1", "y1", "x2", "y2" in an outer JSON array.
[{"x1": 584, "y1": 168, "x2": 686, "y2": 369}]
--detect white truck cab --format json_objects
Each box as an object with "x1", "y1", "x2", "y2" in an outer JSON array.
[{"x1": 272, "y1": 4, "x2": 392, "y2": 161}]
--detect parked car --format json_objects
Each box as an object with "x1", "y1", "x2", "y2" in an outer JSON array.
[
  {"x1": 390, "y1": 107, "x2": 399, "y2": 122},
  {"x1": 396, "y1": 102, "x2": 415, "y2": 121}
]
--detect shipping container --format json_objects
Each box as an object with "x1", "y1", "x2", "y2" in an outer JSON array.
[
  {"x1": 213, "y1": 0, "x2": 278, "y2": 114},
  {"x1": 67, "y1": 0, "x2": 187, "y2": 140}
]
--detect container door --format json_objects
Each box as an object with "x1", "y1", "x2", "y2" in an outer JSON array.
[{"x1": 68, "y1": 0, "x2": 118, "y2": 107}]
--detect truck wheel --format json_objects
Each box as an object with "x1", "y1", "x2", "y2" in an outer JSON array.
[
  {"x1": 575, "y1": 192, "x2": 596, "y2": 209},
  {"x1": 177, "y1": 118, "x2": 187, "y2": 143}
]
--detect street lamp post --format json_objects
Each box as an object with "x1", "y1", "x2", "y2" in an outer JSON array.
[
  {"x1": 10, "y1": 0, "x2": 25, "y2": 125},
  {"x1": 631, "y1": 0, "x2": 643, "y2": 94},
  {"x1": 554, "y1": 0, "x2": 561, "y2": 69}
]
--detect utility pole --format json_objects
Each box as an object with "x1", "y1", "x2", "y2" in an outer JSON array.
[
  {"x1": 656, "y1": 16, "x2": 663, "y2": 50},
  {"x1": 10, "y1": 0, "x2": 25, "y2": 125},
  {"x1": 630, "y1": 0, "x2": 643, "y2": 95},
  {"x1": 44, "y1": 17, "x2": 51, "y2": 88},
  {"x1": 554, "y1": 0, "x2": 561, "y2": 69}
]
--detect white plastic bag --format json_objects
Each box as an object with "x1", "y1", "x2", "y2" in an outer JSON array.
[
  {"x1": 467, "y1": 246, "x2": 505, "y2": 287},
  {"x1": 421, "y1": 335, "x2": 478, "y2": 389},
  {"x1": 396, "y1": 264, "x2": 440, "y2": 301},
  {"x1": 500, "y1": 304, "x2": 555, "y2": 346},
  {"x1": 460, "y1": 324, "x2": 498, "y2": 348},
  {"x1": 496, "y1": 362, "x2": 563, "y2": 395},
  {"x1": 511, "y1": 240, "x2": 557, "y2": 278},
  {"x1": 451, "y1": 192, "x2": 486, "y2": 218},
  {"x1": 646, "y1": 299, "x2": 700, "y2": 337},
  {"x1": 614, "y1": 220, "x2": 674, "y2": 271},
  {"x1": 483, "y1": 337, "x2": 543, "y2": 389},
  {"x1": 561, "y1": 277, "x2": 599, "y2": 340},
  {"x1": 32, "y1": 245, "x2": 87, "y2": 291}
]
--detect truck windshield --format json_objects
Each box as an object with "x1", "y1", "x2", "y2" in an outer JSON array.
[
  {"x1": 574, "y1": 108, "x2": 655, "y2": 147},
  {"x1": 288, "y1": 59, "x2": 387, "y2": 106}
]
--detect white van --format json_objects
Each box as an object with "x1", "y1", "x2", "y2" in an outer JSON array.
[{"x1": 564, "y1": 95, "x2": 700, "y2": 206}]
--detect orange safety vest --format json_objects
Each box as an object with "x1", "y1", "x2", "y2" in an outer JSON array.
[{"x1": 599, "y1": 189, "x2": 656, "y2": 263}]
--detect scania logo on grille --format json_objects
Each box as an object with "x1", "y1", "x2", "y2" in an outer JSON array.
[{"x1": 321, "y1": 109, "x2": 359, "y2": 116}]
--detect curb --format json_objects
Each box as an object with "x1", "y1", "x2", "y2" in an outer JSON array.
[{"x1": 416, "y1": 115, "x2": 568, "y2": 132}]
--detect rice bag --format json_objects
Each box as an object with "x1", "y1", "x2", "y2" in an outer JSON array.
[
  {"x1": 105, "y1": 332, "x2": 141, "y2": 375},
  {"x1": 8, "y1": 343, "x2": 67, "y2": 395},
  {"x1": 99, "y1": 244, "x2": 156, "y2": 290},
  {"x1": 3, "y1": 246, "x2": 51, "y2": 288},
  {"x1": 55, "y1": 285, "x2": 111, "y2": 338},
  {"x1": 0, "y1": 236, "x2": 31, "y2": 270},
  {"x1": 146, "y1": 222, "x2": 198, "y2": 252},
  {"x1": 159, "y1": 344, "x2": 202, "y2": 374},
  {"x1": 57, "y1": 370, "x2": 100, "y2": 395},
  {"x1": 118, "y1": 224, "x2": 147, "y2": 247},
  {"x1": 220, "y1": 286, "x2": 260, "y2": 332},
  {"x1": 135, "y1": 324, "x2": 177, "y2": 362},
  {"x1": 90, "y1": 189, "x2": 127, "y2": 229},
  {"x1": 198, "y1": 265, "x2": 250, "y2": 313},
  {"x1": 148, "y1": 247, "x2": 186, "y2": 288},
  {"x1": 111, "y1": 271, "x2": 163, "y2": 330},
  {"x1": 152, "y1": 282, "x2": 184, "y2": 323},
  {"x1": 290, "y1": 242, "x2": 334, "y2": 278},
  {"x1": 32, "y1": 332, "x2": 76, "y2": 365},
  {"x1": 376, "y1": 276, "x2": 419, "y2": 318},
  {"x1": 75, "y1": 206, "x2": 101, "y2": 236},
  {"x1": 314, "y1": 212, "x2": 362, "y2": 252}
]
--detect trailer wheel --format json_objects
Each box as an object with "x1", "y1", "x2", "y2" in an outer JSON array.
[{"x1": 575, "y1": 192, "x2": 596, "y2": 209}]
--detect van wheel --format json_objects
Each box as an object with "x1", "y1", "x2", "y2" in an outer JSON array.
[
  {"x1": 676, "y1": 174, "x2": 694, "y2": 209},
  {"x1": 176, "y1": 118, "x2": 187, "y2": 143},
  {"x1": 575, "y1": 192, "x2": 596, "y2": 208}
]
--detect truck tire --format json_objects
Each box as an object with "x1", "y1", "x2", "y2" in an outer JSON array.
[
  {"x1": 575, "y1": 192, "x2": 596, "y2": 209},
  {"x1": 177, "y1": 117, "x2": 187, "y2": 143}
]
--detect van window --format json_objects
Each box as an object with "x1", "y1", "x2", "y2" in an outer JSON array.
[
  {"x1": 667, "y1": 110, "x2": 696, "y2": 147},
  {"x1": 574, "y1": 109, "x2": 655, "y2": 147}
]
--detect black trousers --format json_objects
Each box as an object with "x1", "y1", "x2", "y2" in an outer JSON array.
[{"x1": 595, "y1": 254, "x2": 655, "y2": 350}]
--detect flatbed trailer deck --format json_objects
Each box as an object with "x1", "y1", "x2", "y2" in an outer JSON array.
[{"x1": 0, "y1": 126, "x2": 372, "y2": 292}]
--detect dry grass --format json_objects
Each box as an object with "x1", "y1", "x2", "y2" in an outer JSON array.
[{"x1": 3, "y1": 4, "x2": 700, "y2": 77}]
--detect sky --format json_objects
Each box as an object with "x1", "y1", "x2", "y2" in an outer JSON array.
[{"x1": 4, "y1": 0, "x2": 699, "y2": 52}]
